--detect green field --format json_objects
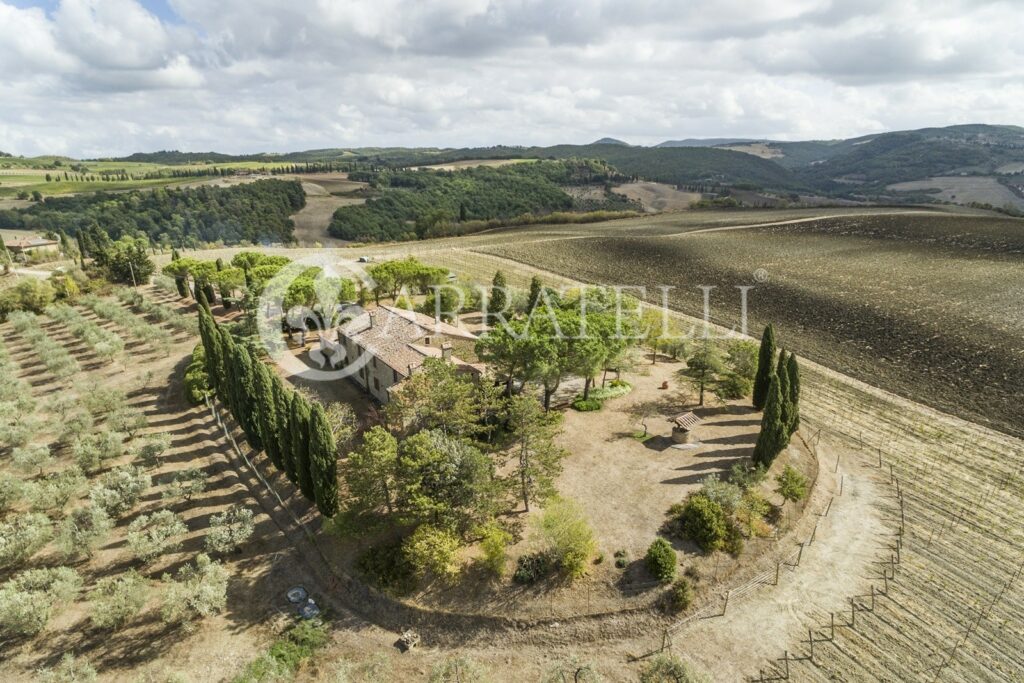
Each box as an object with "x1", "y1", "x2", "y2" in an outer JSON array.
[{"x1": 0, "y1": 157, "x2": 298, "y2": 198}]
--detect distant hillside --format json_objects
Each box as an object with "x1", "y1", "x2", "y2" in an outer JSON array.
[
  {"x1": 523, "y1": 143, "x2": 802, "y2": 190},
  {"x1": 102, "y1": 124, "x2": 1024, "y2": 207},
  {"x1": 656, "y1": 138, "x2": 761, "y2": 148}
]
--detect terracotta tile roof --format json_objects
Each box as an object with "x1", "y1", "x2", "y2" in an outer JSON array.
[{"x1": 338, "y1": 305, "x2": 478, "y2": 377}]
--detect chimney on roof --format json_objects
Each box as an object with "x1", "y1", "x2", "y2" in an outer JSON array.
[{"x1": 441, "y1": 342, "x2": 453, "y2": 361}]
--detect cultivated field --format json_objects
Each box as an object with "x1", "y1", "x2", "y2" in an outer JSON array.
[
  {"x1": 612, "y1": 181, "x2": 701, "y2": 212},
  {"x1": 466, "y1": 211, "x2": 1024, "y2": 439},
  {"x1": 887, "y1": 175, "x2": 1024, "y2": 210}
]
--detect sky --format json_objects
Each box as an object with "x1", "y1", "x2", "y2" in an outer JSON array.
[{"x1": 0, "y1": 0, "x2": 1022, "y2": 157}]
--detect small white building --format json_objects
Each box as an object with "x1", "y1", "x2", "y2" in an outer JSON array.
[{"x1": 334, "y1": 305, "x2": 481, "y2": 403}]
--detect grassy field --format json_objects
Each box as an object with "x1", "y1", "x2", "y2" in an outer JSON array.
[{"x1": 0, "y1": 158, "x2": 298, "y2": 198}]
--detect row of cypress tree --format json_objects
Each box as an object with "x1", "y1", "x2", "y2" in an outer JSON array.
[
  {"x1": 196, "y1": 294, "x2": 339, "y2": 516},
  {"x1": 752, "y1": 324, "x2": 801, "y2": 468}
]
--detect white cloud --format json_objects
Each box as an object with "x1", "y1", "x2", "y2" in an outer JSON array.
[{"x1": 0, "y1": 0, "x2": 1021, "y2": 156}]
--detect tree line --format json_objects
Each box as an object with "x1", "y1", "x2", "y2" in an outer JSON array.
[
  {"x1": 0, "y1": 180, "x2": 305, "y2": 247},
  {"x1": 196, "y1": 295, "x2": 340, "y2": 516},
  {"x1": 327, "y1": 159, "x2": 637, "y2": 242}
]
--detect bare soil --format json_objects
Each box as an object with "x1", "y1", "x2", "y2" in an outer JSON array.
[{"x1": 612, "y1": 181, "x2": 700, "y2": 213}]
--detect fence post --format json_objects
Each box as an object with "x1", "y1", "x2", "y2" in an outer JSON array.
[
  {"x1": 870, "y1": 585, "x2": 875, "y2": 611},
  {"x1": 796, "y1": 542, "x2": 805, "y2": 566},
  {"x1": 774, "y1": 561, "x2": 780, "y2": 586},
  {"x1": 830, "y1": 613, "x2": 836, "y2": 640},
  {"x1": 840, "y1": 474, "x2": 844, "y2": 496},
  {"x1": 850, "y1": 598, "x2": 856, "y2": 628},
  {"x1": 783, "y1": 650, "x2": 790, "y2": 679},
  {"x1": 808, "y1": 627, "x2": 815, "y2": 661},
  {"x1": 721, "y1": 590, "x2": 731, "y2": 616}
]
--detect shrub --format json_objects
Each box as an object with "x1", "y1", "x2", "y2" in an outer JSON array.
[
  {"x1": 534, "y1": 498, "x2": 596, "y2": 579},
  {"x1": 357, "y1": 541, "x2": 415, "y2": 595},
  {"x1": 0, "y1": 512, "x2": 53, "y2": 569},
  {"x1": 715, "y1": 373, "x2": 752, "y2": 401},
  {"x1": 665, "y1": 578, "x2": 694, "y2": 614},
  {"x1": 696, "y1": 474, "x2": 742, "y2": 514},
  {"x1": 513, "y1": 552, "x2": 553, "y2": 585},
  {"x1": 232, "y1": 620, "x2": 330, "y2": 683},
  {"x1": 57, "y1": 505, "x2": 114, "y2": 560},
  {"x1": 570, "y1": 397, "x2": 602, "y2": 412},
  {"x1": 161, "y1": 554, "x2": 228, "y2": 630},
  {"x1": 205, "y1": 505, "x2": 256, "y2": 555},
  {"x1": 613, "y1": 549, "x2": 628, "y2": 569},
  {"x1": 730, "y1": 461, "x2": 767, "y2": 490},
  {"x1": 127, "y1": 509, "x2": 188, "y2": 564},
  {"x1": 678, "y1": 496, "x2": 729, "y2": 553},
  {"x1": 645, "y1": 538, "x2": 677, "y2": 583},
  {"x1": 775, "y1": 464, "x2": 809, "y2": 507},
  {"x1": 639, "y1": 653, "x2": 708, "y2": 682},
  {"x1": 478, "y1": 523, "x2": 512, "y2": 577},
  {"x1": 429, "y1": 656, "x2": 490, "y2": 683},
  {"x1": 90, "y1": 466, "x2": 150, "y2": 517},
  {"x1": 403, "y1": 525, "x2": 461, "y2": 583},
  {"x1": 589, "y1": 381, "x2": 633, "y2": 401},
  {"x1": 37, "y1": 653, "x2": 98, "y2": 683},
  {"x1": 736, "y1": 490, "x2": 772, "y2": 538},
  {"x1": 183, "y1": 344, "x2": 209, "y2": 405},
  {"x1": 89, "y1": 569, "x2": 149, "y2": 630}
]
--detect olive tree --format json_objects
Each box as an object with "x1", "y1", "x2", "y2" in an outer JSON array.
[
  {"x1": 127, "y1": 509, "x2": 188, "y2": 564},
  {"x1": 205, "y1": 505, "x2": 256, "y2": 555},
  {"x1": 37, "y1": 654, "x2": 98, "y2": 683},
  {"x1": 107, "y1": 407, "x2": 147, "y2": 439},
  {"x1": 89, "y1": 570, "x2": 149, "y2": 630},
  {"x1": 0, "y1": 474, "x2": 26, "y2": 513},
  {"x1": 161, "y1": 554, "x2": 228, "y2": 630},
  {"x1": 73, "y1": 431, "x2": 125, "y2": 474},
  {"x1": 162, "y1": 468, "x2": 208, "y2": 502},
  {"x1": 13, "y1": 444, "x2": 54, "y2": 476},
  {"x1": 134, "y1": 433, "x2": 172, "y2": 469},
  {"x1": 0, "y1": 566, "x2": 82, "y2": 637},
  {"x1": 28, "y1": 467, "x2": 87, "y2": 513},
  {"x1": 57, "y1": 505, "x2": 114, "y2": 560},
  {"x1": 0, "y1": 512, "x2": 54, "y2": 569},
  {"x1": 89, "y1": 466, "x2": 150, "y2": 517}
]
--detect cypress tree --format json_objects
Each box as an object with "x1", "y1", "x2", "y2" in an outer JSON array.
[
  {"x1": 253, "y1": 360, "x2": 279, "y2": 467},
  {"x1": 490, "y1": 270, "x2": 508, "y2": 314},
  {"x1": 752, "y1": 324, "x2": 777, "y2": 410},
  {"x1": 291, "y1": 395, "x2": 313, "y2": 499},
  {"x1": 308, "y1": 403, "x2": 339, "y2": 516},
  {"x1": 787, "y1": 353, "x2": 801, "y2": 436},
  {"x1": 217, "y1": 327, "x2": 238, "y2": 410},
  {"x1": 278, "y1": 387, "x2": 298, "y2": 483},
  {"x1": 235, "y1": 346, "x2": 262, "y2": 451},
  {"x1": 174, "y1": 275, "x2": 188, "y2": 298},
  {"x1": 753, "y1": 375, "x2": 787, "y2": 468},
  {"x1": 776, "y1": 349, "x2": 792, "y2": 438},
  {"x1": 196, "y1": 285, "x2": 211, "y2": 314},
  {"x1": 171, "y1": 248, "x2": 180, "y2": 261},
  {"x1": 527, "y1": 276, "x2": 543, "y2": 313}
]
